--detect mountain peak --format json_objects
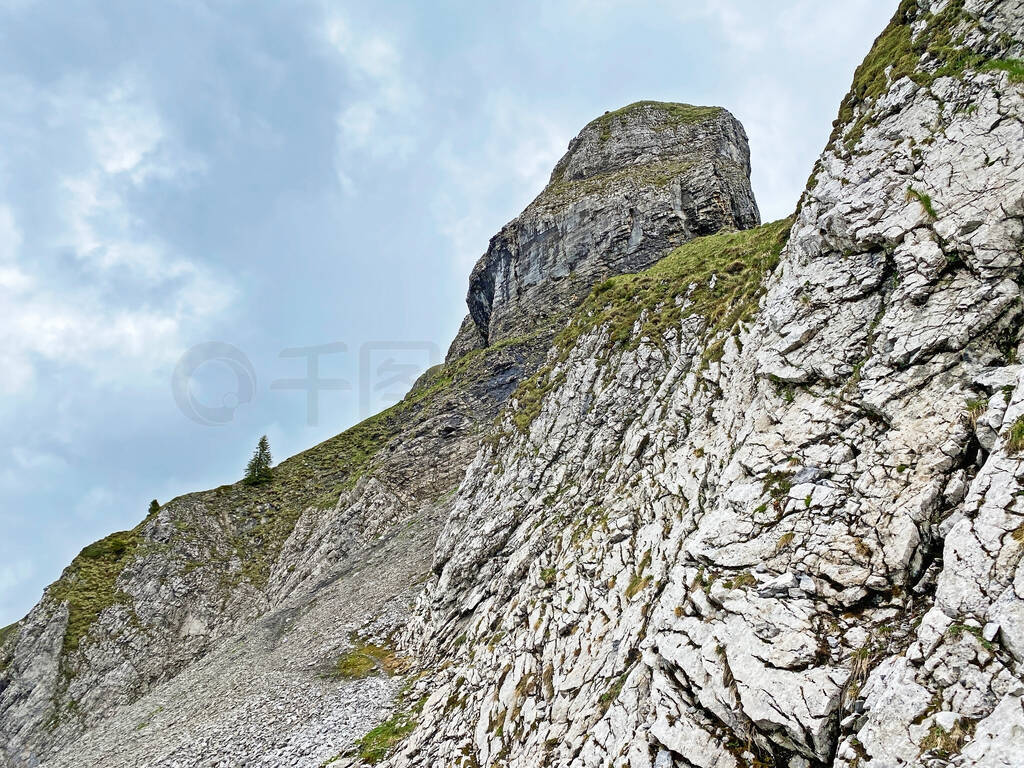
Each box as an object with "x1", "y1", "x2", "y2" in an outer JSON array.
[
  {"x1": 551, "y1": 101, "x2": 734, "y2": 184},
  {"x1": 454, "y1": 100, "x2": 760, "y2": 355}
]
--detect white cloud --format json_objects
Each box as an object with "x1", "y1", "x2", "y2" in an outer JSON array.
[
  {"x1": 323, "y1": 13, "x2": 420, "y2": 179},
  {"x1": 0, "y1": 75, "x2": 234, "y2": 396},
  {"x1": 86, "y1": 85, "x2": 165, "y2": 175}
]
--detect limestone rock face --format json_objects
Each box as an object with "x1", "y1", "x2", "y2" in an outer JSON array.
[
  {"x1": 464, "y1": 101, "x2": 760, "y2": 347},
  {"x1": 376, "y1": 2, "x2": 1024, "y2": 767},
  {"x1": 0, "y1": 102, "x2": 748, "y2": 768},
  {"x1": 3, "y1": 3, "x2": 1024, "y2": 768}
]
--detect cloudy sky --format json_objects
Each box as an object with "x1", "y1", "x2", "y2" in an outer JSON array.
[{"x1": 0, "y1": 0, "x2": 897, "y2": 626}]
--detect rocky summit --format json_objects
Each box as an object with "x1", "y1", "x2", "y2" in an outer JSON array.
[
  {"x1": 2, "y1": 1, "x2": 1024, "y2": 767},
  {"x1": 455, "y1": 101, "x2": 760, "y2": 358}
]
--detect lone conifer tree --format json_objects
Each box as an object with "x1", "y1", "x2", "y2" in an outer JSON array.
[
  {"x1": 148, "y1": 499, "x2": 160, "y2": 515},
  {"x1": 244, "y1": 435, "x2": 273, "y2": 485}
]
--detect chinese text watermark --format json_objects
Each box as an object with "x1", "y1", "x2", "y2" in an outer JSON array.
[{"x1": 172, "y1": 340, "x2": 440, "y2": 426}]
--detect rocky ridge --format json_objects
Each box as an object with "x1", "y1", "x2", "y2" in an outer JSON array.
[
  {"x1": 455, "y1": 101, "x2": 760, "y2": 356},
  {"x1": 2, "y1": 1, "x2": 1024, "y2": 767},
  {"x1": 0, "y1": 94, "x2": 758, "y2": 766}
]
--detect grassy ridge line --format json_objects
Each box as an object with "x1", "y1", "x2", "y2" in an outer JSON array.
[
  {"x1": 37, "y1": 331, "x2": 545, "y2": 658},
  {"x1": 511, "y1": 218, "x2": 794, "y2": 433},
  {"x1": 586, "y1": 101, "x2": 724, "y2": 142},
  {"x1": 822, "y1": 0, "x2": 1023, "y2": 157},
  {"x1": 548, "y1": 101, "x2": 725, "y2": 183}
]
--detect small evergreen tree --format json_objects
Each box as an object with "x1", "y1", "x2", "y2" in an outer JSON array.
[
  {"x1": 148, "y1": 499, "x2": 160, "y2": 515},
  {"x1": 245, "y1": 435, "x2": 273, "y2": 485}
]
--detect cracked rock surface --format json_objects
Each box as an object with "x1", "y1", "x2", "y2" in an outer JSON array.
[
  {"x1": 0, "y1": 97, "x2": 753, "y2": 768},
  {"x1": 461, "y1": 100, "x2": 760, "y2": 352},
  {"x1": 2, "y1": 2, "x2": 1024, "y2": 767}
]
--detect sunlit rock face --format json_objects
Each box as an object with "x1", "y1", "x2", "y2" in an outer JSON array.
[{"x1": 3, "y1": 2, "x2": 1024, "y2": 767}]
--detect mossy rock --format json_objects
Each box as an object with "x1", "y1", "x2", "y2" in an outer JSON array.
[
  {"x1": 511, "y1": 217, "x2": 793, "y2": 432},
  {"x1": 330, "y1": 637, "x2": 407, "y2": 679},
  {"x1": 349, "y1": 695, "x2": 427, "y2": 765},
  {"x1": 586, "y1": 101, "x2": 724, "y2": 142},
  {"x1": 47, "y1": 528, "x2": 142, "y2": 655},
  {"x1": 825, "y1": 0, "x2": 1021, "y2": 155}
]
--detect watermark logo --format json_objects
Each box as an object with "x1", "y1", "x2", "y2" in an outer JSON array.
[
  {"x1": 172, "y1": 340, "x2": 441, "y2": 426},
  {"x1": 270, "y1": 342, "x2": 351, "y2": 426},
  {"x1": 171, "y1": 342, "x2": 257, "y2": 426},
  {"x1": 359, "y1": 341, "x2": 440, "y2": 418}
]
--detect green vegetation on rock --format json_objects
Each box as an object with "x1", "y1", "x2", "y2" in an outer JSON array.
[
  {"x1": 906, "y1": 186, "x2": 938, "y2": 219},
  {"x1": 920, "y1": 719, "x2": 974, "y2": 757},
  {"x1": 564, "y1": 217, "x2": 792, "y2": 353},
  {"x1": 1006, "y1": 415, "x2": 1024, "y2": 454},
  {"x1": 349, "y1": 696, "x2": 427, "y2": 765},
  {"x1": 47, "y1": 529, "x2": 142, "y2": 655},
  {"x1": 0, "y1": 621, "x2": 17, "y2": 648},
  {"x1": 542, "y1": 158, "x2": 696, "y2": 204},
  {"x1": 982, "y1": 58, "x2": 1024, "y2": 83},
  {"x1": 588, "y1": 101, "x2": 723, "y2": 141},
  {"x1": 44, "y1": 329, "x2": 545, "y2": 662},
  {"x1": 331, "y1": 636, "x2": 406, "y2": 679},
  {"x1": 511, "y1": 218, "x2": 793, "y2": 432},
  {"x1": 0, "y1": 621, "x2": 18, "y2": 675},
  {"x1": 827, "y1": 0, "x2": 1018, "y2": 153}
]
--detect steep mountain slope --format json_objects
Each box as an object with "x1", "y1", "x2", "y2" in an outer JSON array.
[
  {"x1": 0, "y1": 103, "x2": 758, "y2": 767},
  {"x1": 366, "y1": 2, "x2": 1024, "y2": 767},
  {"x1": 3, "y1": 1, "x2": 1024, "y2": 766}
]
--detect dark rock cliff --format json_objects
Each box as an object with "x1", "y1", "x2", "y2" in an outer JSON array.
[{"x1": 451, "y1": 101, "x2": 760, "y2": 357}]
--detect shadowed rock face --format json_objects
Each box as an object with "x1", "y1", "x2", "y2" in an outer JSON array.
[{"x1": 456, "y1": 101, "x2": 760, "y2": 354}]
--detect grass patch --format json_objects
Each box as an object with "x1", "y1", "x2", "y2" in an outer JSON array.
[
  {"x1": 47, "y1": 529, "x2": 142, "y2": 655},
  {"x1": 0, "y1": 622, "x2": 18, "y2": 675},
  {"x1": 982, "y1": 58, "x2": 1024, "y2": 83},
  {"x1": 331, "y1": 637, "x2": 406, "y2": 679},
  {"x1": 907, "y1": 186, "x2": 938, "y2": 219},
  {"x1": 966, "y1": 397, "x2": 988, "y2": 426},
  {"x1": 597, "y1": 673, "x2": 627, "y2": 712},
  {"x1": 624, "y1": 551, "x2": 652, "y2": 599},
  {"x1": 724, "y1": 571, "x2": 756, "y2": 590},
  {"x1": 540, "y1": 567, "x2": 557, "y2": 587},
  {"x1": 511, "y1": 219, "x2": 792, "y2": 432},
  {"x1": 763, "y1": 470, "x2": 794, "y2": 501},
  {"x1": 353, "y1": 696, "x2": 427, "y2": 765},
  {"x1": 0, "y1": 621, "x2": 18, "y2": 649},
  {"x1": 825, "y1": 0, "x2": 1014, "y2": 154},
  {"x1": 947, "y1": 623, "x2": 996, "y2": 651},
  {"x1": 1005, "y1": 416, "x2": 1024, "y2": 454},
  {"x1": 920, "y1": 719, "x2": 974, "y2": 757},
  {"x1": 544, "y1": 159, "x2": 696, "y2": 204}
]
